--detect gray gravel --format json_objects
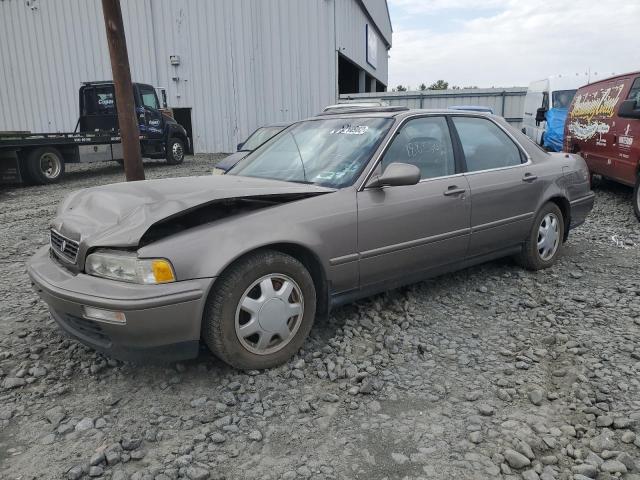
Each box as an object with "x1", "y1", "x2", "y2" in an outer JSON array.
[{"x1": 0, "y1": 157, "x2": 639, "y2": 480}]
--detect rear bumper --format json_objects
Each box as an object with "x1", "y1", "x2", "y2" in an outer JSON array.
[
  {"x1": 27, "y1": 246, "x2": 214, "y2": 363},
  {"x1": 569, "y1": 192, "x2": 595, "y2": 230}
]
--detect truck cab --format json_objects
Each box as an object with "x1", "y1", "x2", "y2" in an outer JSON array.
[
  {"x1": 79, "y1": 81, "x2": 189, "y2": 162},
  {"x1": 522, "y1": 76, "x2": 583, "y2": 151},
  {"x1": 0, "y1": 81, "x2": 190, "y2": 185}
]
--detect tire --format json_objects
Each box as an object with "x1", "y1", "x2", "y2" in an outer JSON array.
[
  {"x1": 633, "y1": 175, "x2": 640, "y2": 221},
  {"x1": 166, "y1": 137, "x2": 185, "y2": 165},
  {"x1": 202, "y1": 250, "x2": 316, "y2": 370},
  {"x1": 26, "y1": 147, "x2": 65, "y2": 184},
  {"x1": 516, "y1": 202, "x2": 565, "y2": 271}
]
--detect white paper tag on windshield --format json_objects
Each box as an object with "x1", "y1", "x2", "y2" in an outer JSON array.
[{"x1": 330, "y1": 125, "x2": 369, "y2": 135}]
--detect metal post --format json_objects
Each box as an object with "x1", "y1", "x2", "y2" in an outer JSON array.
[
  {"x1": 101, "y1": 0, "x2": 144, "y2": 181},
  {"x1": 358, "y1": 70, "x2": 366, "y2": 93},
  {"x1": 501, "y1": 90, "x2": 506, "y2": 117}
]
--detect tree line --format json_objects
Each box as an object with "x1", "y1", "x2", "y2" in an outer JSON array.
[{"x1": 392, "y1": 80, "x2": 479, "y2": 92}]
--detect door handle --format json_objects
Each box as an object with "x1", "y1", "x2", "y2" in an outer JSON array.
[
  {"x1": 522, "y1": 173, "x2": 538, "y2": 182},
  {"x1": 443, "y1": 186, "x2": 466, "y2": 196}
]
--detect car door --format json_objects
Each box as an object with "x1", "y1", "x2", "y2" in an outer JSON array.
[
  {"x1": 136, "y1": 84, "x2": 164, "y2": 141},
  {"x1": 357, "y1": 115, "x2": 471, "y2": 289},
  {"x1": 612, "y1": 76, "x2": 640, "y2": 185},
  {"x1": 451, "y1": 116, "x2": 543, "y2": 259}
]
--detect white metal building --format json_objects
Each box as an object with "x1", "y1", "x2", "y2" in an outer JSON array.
[{"x1": 0, "y1": 0, "x2": 392, "y2": 153}]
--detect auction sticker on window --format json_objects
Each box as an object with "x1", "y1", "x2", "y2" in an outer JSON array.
[{"x1": 330, "y1": 125, "x2": 369, "y2": 135}]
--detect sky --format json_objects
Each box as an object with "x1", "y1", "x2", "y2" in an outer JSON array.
[{"x1": 386, "y1": 0, "x2": 640, "y2": 90}]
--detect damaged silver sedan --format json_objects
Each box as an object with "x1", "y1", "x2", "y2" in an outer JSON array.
[{"x1": 28, "y1": 107, "x2": 594, "y2": 369}]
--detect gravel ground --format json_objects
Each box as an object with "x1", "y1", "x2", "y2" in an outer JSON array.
[{"x1": 0, "y1": 155, "x2": 639, "y2": 480}]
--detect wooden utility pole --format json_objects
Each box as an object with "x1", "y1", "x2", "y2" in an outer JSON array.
[{"x1": 101, "y1": 0, "x2": 145, "y2": 181}]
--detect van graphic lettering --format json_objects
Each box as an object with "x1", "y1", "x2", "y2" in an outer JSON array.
[
  {"x1": 569, "y1": 84, "x2": 624, "y2": 122},
  {"x1": 567, "y1": 120, "x2": 610, "y2": 140}
]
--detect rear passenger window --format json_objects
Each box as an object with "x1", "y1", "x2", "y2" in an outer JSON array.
[
  {"x1": 452, "y1": 117, "x2": 523, "y2": 172},
  {"x1": 380, "y1": 116, "x2": 455, "y2": 179},
  {"x1": 627, "y1": 78, "x2": 640, "y2": 103}
]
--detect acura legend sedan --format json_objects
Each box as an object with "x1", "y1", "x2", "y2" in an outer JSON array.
[{"x1": 28, "y1": 107, "x2": 595, "y2": 369}]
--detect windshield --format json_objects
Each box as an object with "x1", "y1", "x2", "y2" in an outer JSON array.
[
  {"x1": 242, "y1": 126, "x2": 286, "y2": 150},
  {"x1": 228, "y1": 117, "x2": 393, "y2": 188},
  {"x1": 552, "y1": 89, "x2": 576, "y2": 109}
]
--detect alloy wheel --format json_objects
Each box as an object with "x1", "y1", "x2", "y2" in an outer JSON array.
[{"x1": 172, "y1": 141, "x2": 184, "y2": 162}]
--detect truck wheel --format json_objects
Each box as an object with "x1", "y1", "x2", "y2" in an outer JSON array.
[
  {"x1": 202, "y1": 250, "x2": 316, "y2": 370},
  {"x1": 166, "y1": 137, "x2": 185, "y2": 165},
  {"x1": 633, "y1": 175, "x2": 640, "y2": 221},
  {"x1": 515, "y1": 202, "x2": 565, "y2": 270},
  {"x1": 26, "y1": 147, "x2": 65, "y2": 184}
]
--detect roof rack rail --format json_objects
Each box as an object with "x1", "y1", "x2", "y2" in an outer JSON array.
[{"x1": 317, "y1": 106, "x2": 409, "y2": 116}]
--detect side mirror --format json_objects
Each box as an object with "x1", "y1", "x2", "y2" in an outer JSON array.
[
  {"x1": 237, "y1": 142, "x2": 244, "y2": 151},
  {"x1": 618, "y1": 99, "x2": 640, "y2": 119},
  {"x1": 535, "y1": 107, "x2": 547, "y2": 125},
  {"x1": 366, "y1": 162, "x2": 421, "y2": 188}
]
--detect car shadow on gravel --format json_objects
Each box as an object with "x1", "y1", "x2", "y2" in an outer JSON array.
[{"x1": 591, "y1": 176, "x2": 634, "y2": 199}]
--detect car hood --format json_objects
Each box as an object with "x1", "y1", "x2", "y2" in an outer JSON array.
[
  {"x1": 215, "y1": 151, "x2": 250, "y2": 172},
  {"x1": 52, "y1": 175, "x2": 334, "y2": 249}
]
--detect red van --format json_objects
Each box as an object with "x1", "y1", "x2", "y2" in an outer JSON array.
[{"x1": 564, "y1": 71, "x2": 640, "y2": 220}]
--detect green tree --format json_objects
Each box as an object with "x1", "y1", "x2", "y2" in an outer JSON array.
[
  {"x1": 428, "y1": 80, "x2": 449, "y2": 90},
  {"x1": 395, "y1": 84, "x2": 408, "y2": 92},
  {"x1": 419, "y1": 83, "x2": 427, "y2": 91}
]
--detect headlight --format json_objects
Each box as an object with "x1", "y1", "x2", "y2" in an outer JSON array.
[{"x1": 85, "y1": 250, "x2": 176, "y2": 284}]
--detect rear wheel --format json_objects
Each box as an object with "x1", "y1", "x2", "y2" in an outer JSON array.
[
  {"x1": 202, "y1": 250, "x2": 316, "y2": 370},
  {"x1": 166, "y1": 137, "x2": 185, "y2": 165},
  {"x1": 516, "y1": 202, "x2": 565, "y2": 270},
  {"x1": 26, "y1": 147, "x2": 65, "y2": 184},
  {"x1": 633, "y1": 175, "x2": 640, "y2": 221}
]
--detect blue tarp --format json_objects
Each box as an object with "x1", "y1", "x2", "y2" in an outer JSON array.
[{"x1": 543, "y1": 107, "x2": 568, "y2": 152}]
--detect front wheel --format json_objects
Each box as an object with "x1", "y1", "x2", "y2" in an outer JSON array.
[
  {"x1": 26, "y1": 147, "x2": 65, "y2": 184},
  {"x1": 166, "y1": 137, "x2": 185, "y2": 165},
  {"x1": 516, "y1": 202, "x2": 565, "y2": 270},
  {"x1": 633, "y1": 175, "x2": 640, "y2": 221},
  {"x1": 202, "y1": 250, "x2": 316, "y2": 370}
]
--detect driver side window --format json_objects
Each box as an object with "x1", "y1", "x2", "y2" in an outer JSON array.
[
  {"x1": 380, "y1": 116, "x2": 455, "y2": 179},
  {"x1": 139, "y1": 86, "x2": 160, "y2": 110},
  {"x1": 627, "y1": 77, "x2": 640, "y2": 103}
]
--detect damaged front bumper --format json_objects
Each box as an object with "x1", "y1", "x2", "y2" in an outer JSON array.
[{"x1": 27, "y1": 246, "x2": 214, "y2": 363}]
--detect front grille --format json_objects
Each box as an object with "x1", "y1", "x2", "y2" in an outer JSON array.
[{"x1": 50, "y1": 229, "x2": 79, "y2": 263}]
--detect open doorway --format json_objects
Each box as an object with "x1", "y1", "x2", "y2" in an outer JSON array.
[
  {"x1": 172, "y1": 108, "x2": 193, "y2": 153},
  {"x1": 338, "y1": 54, "x2": 360, "y2": 94}
]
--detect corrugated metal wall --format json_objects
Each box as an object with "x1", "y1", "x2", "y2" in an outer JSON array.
[
  {"x1": 0, "y1": 0, "x2": 389, "y2": 152},
  {"x1": 340, "y1": 88, "x2": 527, "y2": 127},
  {"x1": 336, "y1": 0, "x2": 389, "y2": 82},
  {"x1": 361, "y1": 0, "x2": 393, "y2": 45}
]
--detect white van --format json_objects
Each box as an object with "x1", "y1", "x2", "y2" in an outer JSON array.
[{"x1": 522, "y1": 75, "x2": 585, "y2": 147}]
